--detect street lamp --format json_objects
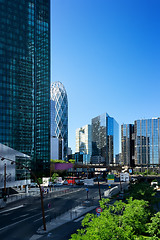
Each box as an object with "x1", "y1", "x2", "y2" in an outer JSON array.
[{"x1": 0, "y1": 156, "x2": 47, "y2": 231}]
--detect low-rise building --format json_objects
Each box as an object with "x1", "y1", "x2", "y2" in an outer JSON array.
[{"x1": 0, "y1": 143, "x2": 31, "y2": 197}]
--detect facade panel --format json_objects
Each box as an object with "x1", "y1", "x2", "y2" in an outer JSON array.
[
  {"x1": 134, "y1": 118, "x2": 160, "y2": 166},
  {"x1": 76, "y1": 124, "x2": 92, "y2": 164},
  {"x1": 91, "y1": 113, "x2": 119, "y2": 165},
  {"x1": 121, "y1": 124, "x2": 134, "y2": 167},
  {"x1": 0, "y1": 0, "x2": 50, "y2": 175}
]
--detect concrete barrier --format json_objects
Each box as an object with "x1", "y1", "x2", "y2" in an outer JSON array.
[
  {"x1": 0, "y1": 199, "x2": 6, "y2": 208},
  {"x1": 104, "y1": 182, "x2": 129, "y2": 198},
  {"x1": 104, "y1": 186, "x2": 119, "y2": 197}
]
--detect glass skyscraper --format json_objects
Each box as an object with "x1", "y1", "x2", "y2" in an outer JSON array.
[
  {"x1": 91, "y1": 113, "x2": 119, "y2": 165},
  {"x1": 0, "y1": 0, "x2": 50, "y2": 175},
  {"x1": 134, "y1": 118, "x2": 160, "y2": 165},
  {"x1": 76, "y1": 124, "x2": 92, "y2": 164},
  {"x1": 51, "y1": 82, "x2": 68, "y2": 160},
  {"x1": 121, "y1": 124, "x2": 134, "y2": 167}
]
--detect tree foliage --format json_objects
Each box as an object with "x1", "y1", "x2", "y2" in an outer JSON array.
[
  {"x1": 37, "y1": 177, "x2": 42, "y2": 184},
  {"x1": 70, "y1": 198, "x2": 151, "y2": 240},
  {"x1": 70, "y1": 182, "x2": 160, "y2": 240},
  {"x1": 51, "y1": 173, "x2": 59, "y2": 182},
  {"x1": 129, "y1": 182, "x2": 156, "y2": 203},
  {"x1": 69, "y1": 159, "x2": 75, "y2": 163},
  {"x1": 50, "y1": 159, "x2": 66, "y2": 163},
  {"x1": 146, "y1": 212, "x2": 160, "y2": 239}
]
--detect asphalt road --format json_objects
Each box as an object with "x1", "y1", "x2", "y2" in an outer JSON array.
[
  {"x1": 39, "y1": 207, "x2": 98, "y2": 240},
  {"x1": 0, "y1": 184, "x2": 108, "y2": 240}
]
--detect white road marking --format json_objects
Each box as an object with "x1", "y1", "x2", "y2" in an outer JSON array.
[
  {"x1": 33, "y1": 215, "x2": 49, "y2": 223},
  {"x1": 27, "y1": 208, "x2": 37, "y2": 212},
  {"x1": 1, "y1": 212, "x2": 11, "y2": 216},
  {"x1": 12, "y1": 214, "x2": 29, "y2": 220},
  {"x1": 0, "y1": 205, "x2": 24, "y2": 214},
  {"x1": 0, "y1": 212, "x2": 42, "y2": 232},
  {"x1": 74, "y1": 216, "x2": 84, "y2": 222}
]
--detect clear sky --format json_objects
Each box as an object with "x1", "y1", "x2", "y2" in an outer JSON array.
[{"x1": 51, "y1": 0, "x2": 160, "y2": 153}]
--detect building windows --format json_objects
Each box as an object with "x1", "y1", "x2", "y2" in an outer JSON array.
[{"x1": 0, "y1": 0, "x2": 50, "y2": 175}]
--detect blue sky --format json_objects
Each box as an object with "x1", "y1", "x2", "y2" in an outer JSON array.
[{"x1": 51, "y1": 0, "x2": 160, "y2": 153}]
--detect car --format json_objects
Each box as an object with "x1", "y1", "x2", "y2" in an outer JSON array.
[
  {"x1": 76, "y1": 180, "x2": 84, "y2": 185},
  {"x1": 54, "y1": 182, "x2": 63, "y2": 187},
  {"x1": 63, "y1": 180, "x2": 68, "y2": 185},
  {"x1": 29, "y1": 182, "x2": 38, "y2": 188},
  {"x1": 93, "y1": 177, "x2": 98, "y2": 182},
  {"x1": 48, "y1": 182, "x2": 54, "y2": 187}
]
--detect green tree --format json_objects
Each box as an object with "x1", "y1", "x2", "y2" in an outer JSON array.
[
  {"x1": 69, "y1": 159, "x2": 75, "y2": 163},
  {"x1": 51, "y1": 173, "x2": 59, "y2": 183},
  {"x1": 129, "y1": 182, "x2": 156, "y2": 203},
  {"x1": 121, "y1": 198, "x2": 150, "y2": 235},
  {"x1": 50, "y1": 159, "x2": 66, "y2": 163},
  {"x1": 70, "y1": 198, "x2": 150, "y2": 240},
  {"x1": 146, "y1": 212, "x2": 160, "y2": 239},
  {"x1": 37, "y1": 177, "x2": 42, "y2": 184}
]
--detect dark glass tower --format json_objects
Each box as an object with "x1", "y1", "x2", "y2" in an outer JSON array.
[
  {"x1": 121, "y1": 124, "x2": 134, "y2": 167},
  {"x1": 91, "y1": 113, "x2": 119, "y2": 165},
  {"x1": 0, "y1": 0, "x2": 50, "y2": 175}
]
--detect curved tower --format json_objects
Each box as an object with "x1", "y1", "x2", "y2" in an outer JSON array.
[{"x1": 51, "y1": 82, "x2": 68, "y2": 160}]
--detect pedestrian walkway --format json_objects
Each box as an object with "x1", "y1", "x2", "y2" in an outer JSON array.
[{"x1": 30, "y1": 204, "x2": 97, "y2": 240}]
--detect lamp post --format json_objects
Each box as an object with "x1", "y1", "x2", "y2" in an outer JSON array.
[{"x1": 0, "y1": 156, "x2": 46, "y2": 231}]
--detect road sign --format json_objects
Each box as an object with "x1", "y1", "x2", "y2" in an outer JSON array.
[
  {"x1": 96, "y1": 213, "x2": 101, "y2": 217},
  {"x1": 96, "y1": 207, "x2": 102, "y2": 213},
  {"x1": 86, "y1": 188, "x2": 89, "y2": 192}
]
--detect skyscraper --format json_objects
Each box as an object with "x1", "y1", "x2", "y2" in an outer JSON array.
[
  {"x1": 134, "y1": 118, "x2": 160, "y2": 165},
  {"x1": 51, "y1": 82, "x2": 68, "y2": 160},
  {"x1": 0, "y1": 0, "x2": 50, "y2": 175},
  {"x1": 76, "y1": 124, "x2": 92, "y2": 164},
  {"x1": 91, "y1": 113, "x2": 119, "y2": 165},
  {"x1": 121, "y1": 124, "x2": 134, "y2": 167}
]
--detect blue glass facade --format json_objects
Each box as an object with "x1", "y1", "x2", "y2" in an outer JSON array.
[
  {"x1": 0, "y1": 0, "x2": 50, "y2": 175},
  {"x1": 51, "y1": 82, "x2": 68, "y2": 160},
  {"x1": 91, "y1": 113, "x2": 119, "y2": 165},
  {"x1": 134, "y1": 118, "x2": 160, "y2": 165}
]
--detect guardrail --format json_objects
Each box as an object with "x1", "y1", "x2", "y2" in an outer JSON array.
[{"x1": 0, "y1": 187, "x2": 81, "y2": 208}]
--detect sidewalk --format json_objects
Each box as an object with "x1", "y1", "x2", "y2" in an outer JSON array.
[{"x1": 30, "y1": 204, "x2": 97, "y2": 240}]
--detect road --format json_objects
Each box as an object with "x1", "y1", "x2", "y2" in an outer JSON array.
[
  {"x1": 0, "y1": 184, "x2": 108, "y2": 240},
  {"x1": 39, "y1": 207, "x2": 98, "y2": 240}
]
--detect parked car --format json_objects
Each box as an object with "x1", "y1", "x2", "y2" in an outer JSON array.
[
  {"x1": 48, "y1": 182, "x2": 54, "y2": 187},
  {"x1": 76, "y1": 180, "x2": 84, "y2": 185},
  {"x1": 63, "y1": 180, "x2": 68, "y2": 185},
  {"x1": 54, "y1": 182, "x2": 63, "y2": 187},
  {"x1": 29, "y1": 182, "x2": 38, "y2": 188}
]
